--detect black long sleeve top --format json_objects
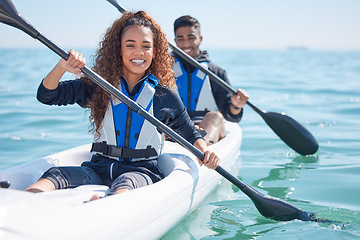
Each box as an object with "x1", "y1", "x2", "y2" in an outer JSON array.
[
  {"x1": 175, "y1": 50, "x2": 243, "y2": 122},
  {"x1": 37, "y1": 75, "x2": 202, "y2": 145}
]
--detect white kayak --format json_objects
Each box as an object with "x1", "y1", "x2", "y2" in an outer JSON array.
[{"x1": 0, "y1": 121, "x2": 242, "y2": 240}]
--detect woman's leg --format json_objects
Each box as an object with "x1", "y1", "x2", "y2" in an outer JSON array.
[
  {"x1": 89, "y1": 171, "x2": 150, "y2": 201},
  {"x1": 110, "y1": 171, "x2": 152, "y2": 194},
  {"x1": 89, "y1": 188, "x2": 129, "y2": 201},
  {"x1": 26, "y1": 166, "x2": 105, "y2": 193},
  {"x1": 26, "y1": 178, "x2": 56, "y2": 193}
]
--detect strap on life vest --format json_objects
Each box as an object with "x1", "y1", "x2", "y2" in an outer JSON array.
[
  {"x1": 188, "y1": 110, "x2": 210, "y2": 117},
  {"x1": 91, "y1": 142, "x2": 157, "y2": 160}
]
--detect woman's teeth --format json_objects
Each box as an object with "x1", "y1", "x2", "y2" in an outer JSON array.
[{"x1": 131, "y1": 59, "x2": 145, "y2": 64}]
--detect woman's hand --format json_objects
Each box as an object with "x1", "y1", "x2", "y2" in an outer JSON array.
[
  {"x1": 59, "y1": 49, "x2": 86, "y2": 75},
  {"x1": 199, "y1": 150, "x2": 220, "y2": 170},
  {"x1": 43, "y1": 49, "x2": 86, "y2": 90},
  {"x1": 194, "y1": 138, "x2": 220, "y2": 169}
]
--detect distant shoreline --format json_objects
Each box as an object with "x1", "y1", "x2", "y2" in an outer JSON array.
[{"x1": 287, "y1": 46, "x2": 308, "y2": 51}]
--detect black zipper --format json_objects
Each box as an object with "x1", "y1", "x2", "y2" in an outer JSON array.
[
  {"x1": 124, "y1": 95, "x2": 134, "y2": 149},
  {"x1": 185, "y1": 64, "x2": 192, "y2": 110}
]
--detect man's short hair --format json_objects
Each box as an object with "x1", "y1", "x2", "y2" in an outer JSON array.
[{"x1": 174, "y1": 15, "x2": 201, "y2": 34}]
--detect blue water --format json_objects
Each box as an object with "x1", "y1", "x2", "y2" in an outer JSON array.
[{"x1": 1, "y1": 48, "x2": 359, "y2": 239}]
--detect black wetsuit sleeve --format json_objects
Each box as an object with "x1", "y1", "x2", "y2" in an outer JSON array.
[
  {"x1": 154, "y1": 86, "x2": 202, "y2": 145},
  {"x1": 37, "y1": 79, "x2": 94, "y2": 108},
  {"x1": 208, "y1": 62, "x2": 243, "y2": 122}
]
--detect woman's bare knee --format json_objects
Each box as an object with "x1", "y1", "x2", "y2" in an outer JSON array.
[
  {"x1": 114, "y1": 188, "x2": 130, "y2": 194},
  {"x1": 26, "y1": 178, "x2": 56, "y2": 193}
]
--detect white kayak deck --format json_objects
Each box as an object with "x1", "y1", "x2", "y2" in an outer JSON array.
[{"x1": 0, "y1": 121, "x2": 242, "y2": 240}]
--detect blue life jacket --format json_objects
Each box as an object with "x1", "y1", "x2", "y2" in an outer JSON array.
[
  {"x1": 93, "y1": 74, "x2": 163, "y2": 162},
  {"x1": 173, "y1": 57, "x2": 217, "y2": 117}
]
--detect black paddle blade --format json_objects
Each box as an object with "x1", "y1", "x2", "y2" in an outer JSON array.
[
  {"x1": 216, "y1": 166, "x2": 318, "y2": 221},
  {"x1": 0, "y1": 0, "x2": 39, "y2": 38},
  {"x1": 0, "y1": 181, "x2": 10, "y2": 188},
  {"x1": 246, "y1": 101, "x2": 319, "y2": 155},
  {"x1": 263, "y1": 111, "x2": 319, "y2": 155},
  {"x1": 241, "y1": 184, "x2": 315, "y2": 221}
]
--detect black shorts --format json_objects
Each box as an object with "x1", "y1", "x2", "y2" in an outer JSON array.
[{"x1": 41, "y1": 154, "x2": 164, "y2": 194}]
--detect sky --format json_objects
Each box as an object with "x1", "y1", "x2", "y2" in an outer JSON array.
[{"x1": 0, "y1": 0, "x2": 359, "y2": 50}]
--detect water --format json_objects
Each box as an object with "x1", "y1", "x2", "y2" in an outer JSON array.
[{"x1": 1, "y1": 48, "x2": 359, "y2": 239}]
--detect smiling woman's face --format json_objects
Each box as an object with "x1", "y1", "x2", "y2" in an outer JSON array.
[{"x1": 121, "y1": 25, "x2": 154, "y2": 82}]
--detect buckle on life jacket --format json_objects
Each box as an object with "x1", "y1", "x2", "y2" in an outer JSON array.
[
  {"x1": 91, "y1": 142, "x2": 157, "y2": 160},
  {"x1": 188, "y1": 109, "x2": 209, "y2": 118}
]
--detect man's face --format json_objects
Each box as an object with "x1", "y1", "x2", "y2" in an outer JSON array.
[{"x1": 174, "y1": 26, "x2": 203, "y2": 58}]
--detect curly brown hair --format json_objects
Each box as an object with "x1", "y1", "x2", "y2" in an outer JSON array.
[{"x1": 83, "y1": 11, "x2": 175, "y2": 136}]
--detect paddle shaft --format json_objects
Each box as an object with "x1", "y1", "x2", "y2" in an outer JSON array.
[{"x1": 36, "y1": 36, "x2": 204, "y2": 157}]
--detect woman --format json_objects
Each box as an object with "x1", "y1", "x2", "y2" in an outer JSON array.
[{"x1": 26, "y1": 11, "x2": 220, "y2": 196}]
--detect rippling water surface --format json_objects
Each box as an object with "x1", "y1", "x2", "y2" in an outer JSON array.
[{"x1": 1, "y1": 48, "x2": 359, "y2": 239}]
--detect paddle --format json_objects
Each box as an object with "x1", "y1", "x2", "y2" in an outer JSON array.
[
  {"x1": 0, "y1": 181, "x2": 10, "y2": 188},
  {"x1": 172, "y1": 45, "x2": 319, "y2": 156},
  {"x1": 171, "y1": 45, "x2": 319, "y2": 156},
  {"x1": 106, "y1": 0, "x2": 319, "y2": 156},
  {"x1": 0, "y1": 0, "x2": 317, "y2": 222}
]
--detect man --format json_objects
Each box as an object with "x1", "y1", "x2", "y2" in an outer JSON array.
[{"x1": 173, "y1": 15, "x2": 249, "y2": 145}]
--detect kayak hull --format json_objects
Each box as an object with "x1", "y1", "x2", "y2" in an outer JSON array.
[{"x1": 0, "y1": 121, "x2": 242, "y2": 240}]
